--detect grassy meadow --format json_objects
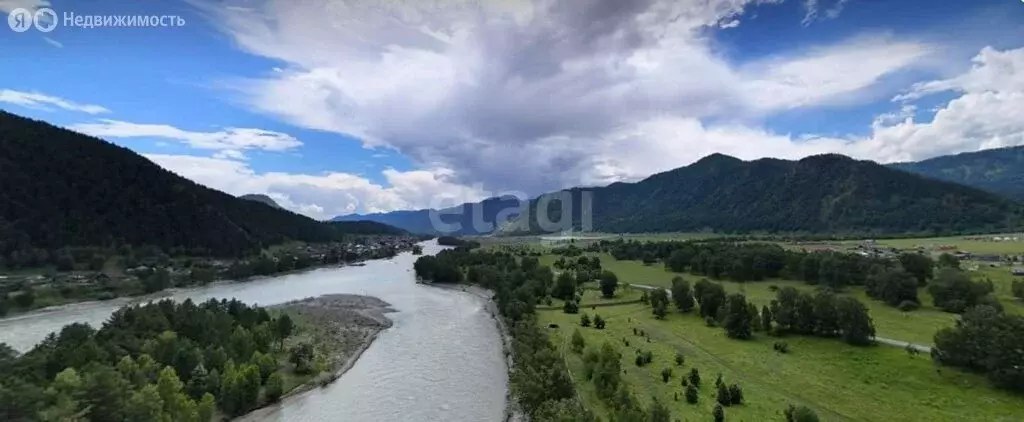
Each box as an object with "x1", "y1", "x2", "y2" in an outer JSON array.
[{"x1": 538, "y1": 301, "x2": 1024, "y2": 421}]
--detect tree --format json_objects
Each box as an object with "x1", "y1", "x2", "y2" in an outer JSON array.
[
  {"x1": 674, "y1": 352, "x2": 684, "y2": 366},
  {"x1": 837, "y1": 297, "x2": 875, "y2": 346},
  {"x1": 688, "y1": 367, "x2": 701, "y2": 388},
  {"x1": 898, "y1": 253, "x2": 934, "y2": 286},
  {"x1": 563, "y1": 300, "x2": 579, "y2": 314},
  {"x1": 761, "y1": 305, "x2": 773, "y2": 333},
  {"x1": 40, "y1": 368, "x2": 86, "y2": 422},
  {"x1": 599, "y1": 271, "x2": 619, "y2": 298},
  {"x1": 713, "y1": 403, "x2": 725, "y2": 422},
  {"x1": 685, "y1": 383, "x2": 699, "y2": 404},
  {"x1": 928, "y1": 267, "x2": 994, "y2": 313},
  {"x1": 728, "y1": 384, "x2": 743, "y2": 405},
  {"x1": 156, "y1": 366, "x2": 197, "y2": 422},
  {"x1": 695, "y1": 280, "x2": 726, "y2": 319},
  {"x1": 124, "y1": 384, "x2": 164, "y2": 422},
  {"x1": 196, "y1": 393, "x2": 216, "y2": 422},
  {"x1": 671, "y1": 277, "x2": 695, "y2": 312},
  {"x1": 938, "y1": 253, "x2": 961, "y2": 269},
  {"x1": 186, "y1": 364, "x2": 210, "y2": 400},
  {"x1": 142, "y1": 268, "x2": 172, "y2": 294},
  {"x1": 275, "y1": 314, "x2": 294, "y2": 349},
  {"x1": 580, "y1": 313, "x2": 591, "y2": 327},
  {"x1": 593, "y1": 314, "x2": 606, "y2": 329},
  {"x1": 571, "y1": 329, "x2": 586, "y2": 354},
  {"x1": 933, "y1": 305, "x2": 1024, "y2": 392},
  {"x1": 13, "y1": 287, "x2": 35, "y2": 308},
  {"x1": 648, "y1": 398, "x2": 671, "y2": 422},
  {"x1": 650, "y1": 288, "x2": 669, "y2": 319},
  {"x1": 82, "y1": 365, "x2": 131, "y2": 422},
  {"x1": 723, "y1": 294, "x2": 752, "y2": 339},
  {"x1": 716, "y1": 382, "x2": 732, "y2": 406},
  {"x1": 265, "y1": 372, "x2": 284, "y2": 403},
  {"x1": 785, "y1": 404, "x2": 820, "y2": 422},
  {"x1": 660, "y1": 367, "x2": 672, "y2": 383},
  {"x1": 1014, "y1": 280, "x2": 1024, "y2": 301},
  {"x1": 553, "y1": 271, "x2": 577, "y2": 300},
  {"x1": 811, "y1": 290, "x2": 840, "y2": 337},
  {"x1": 288, "y1": 343, "x2": 315, "y2": 375},
  {"x1": 866, "y1": 266, "x2": 919, "y2": 307}
]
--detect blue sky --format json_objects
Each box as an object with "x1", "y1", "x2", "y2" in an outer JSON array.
[{"x1": 1, "y1": 0, "x2": 1022, "y2": 219}]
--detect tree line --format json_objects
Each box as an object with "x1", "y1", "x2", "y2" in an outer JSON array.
[{"x1": 0, "y1": 298, "x2": 308, "y2": 420}]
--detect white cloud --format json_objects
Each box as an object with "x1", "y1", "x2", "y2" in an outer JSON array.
[
  {"x1": 801, "y1": 0, "x2": 848, "y2": 26},
  {"x1": 0, "y1": 0, "x2": 49, "y2": 14},
  {"x1": 43, "y1": 37, "x2": 62, "y2": 48},
  {"x1": 194, "y1": 0, "x2": 934, "y2": 196},
  {"x1": 144, "y1": 153, "x2": 488, "y2": 219},
  {"x1": 69, "y1": 119, "x2": 303, "y2": 153},
  {"x1": 0, "y1": 89, "x2": 109, "y2": 114}
]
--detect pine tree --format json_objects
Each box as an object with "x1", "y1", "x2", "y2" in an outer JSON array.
[
  {"x1": 685, "y1": 384, "x2": 699, "y2": 404},
  {"x1": 713, "y1": 404, "x2": 725, "y2": 422},
  {"x1": 716, "y1": 382, "x2": 732, "y2": 406}
]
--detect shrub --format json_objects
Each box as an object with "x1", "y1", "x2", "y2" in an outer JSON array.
[
  {"x1": 705, "y1": 316, "x2": 717, "y2": 327},
  {"x1": 594, "y1": 314, "x2": 606, "y2": 329},
  {"x1": 773, "y1": 341, "x2": 789, "y2": 354},
  {"x1": 768, "y1": 285, "x2": 780, "y2": 292},
  {"x1": 563, "y1": 300, "x2": 579, "y2": 314},
  {"x1": 713, "y1": 404, "x2": 725, "y2": 422},
  {"x1": 580, "y1": 313, "x2": 591, "y2": 327},
  {"x1": 635, "y1": 355, "x2": 645, "y2": 367},
  {"x1": 784, "y1": 404, "x2": 820, "y2": 422},
  {"x1": 716, "y1": 383, "x2": 731, "y2": 406},
  {"x1": 571, "y1": 329, "x2": 586, "y2": 354},
  {"x1": 685, "y1": 384, "x2": 699, "y2": 404},
  {"x1": 688, "y1": 368, "x2": 700, "y2": 387},
  {"x1": 728, "y1": 384, "x2": 743, "y2": 405},
  {"x1": 674, "y1": 352, "x2": 684, "y2": 366},
  {"x1": 660, "y1": 367, "x2": 672, "y2": 383},
  {"x1": 897, "y1": 300, "x2": 920, "y2": 312}
]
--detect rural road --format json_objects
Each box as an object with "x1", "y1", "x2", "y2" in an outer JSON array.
[{"x1": 626, "y1": 283, "x2": 933, "y2": 353}]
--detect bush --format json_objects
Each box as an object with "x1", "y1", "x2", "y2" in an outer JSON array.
[
  {"x1": 594, "y1": 314, "x2": 606, "y2": 329},
  {"x1": 674, "y1": 352, "x2": 684, "y2": 366},
  {"x1": 785, "y1": 404, "x2": 820, "y2": 422},
  {"x1": 728, "y1": 384, "x2": 743, "y2": 405},
  {"x1": 635, "y1": 354, "x2": 645, "y2": 367},
  {"x1": 571, "y1": 329, "x2": 586, "y2": 354},
  {"x1": 897, "y1": 300, "x2": 920, "y2": 312},
  {"x1": 713, "y1": 404, "x2": 725, "y2": 422},
  {"x1": 580, "y1": 313, "x2": 591, "y2": 327},
  {"x1": 1012, "y1": 280, "x2": 1024, "y2": 300},
  {"x1": 705, "y1": 316, "x2": 717, "y2": 327},
  {"x1": 685, "y1": 384, "x2": 699, "y2": 404},
  {"x1": 563, "y1": 300, "x2": 579, "y2": 314},
  {"x1": 768, "y1": 285, "x2": 780, "y2": 292},
  {"x1": 688, "y1": 368, "x2": 700, "y2": 387},
  {"x1": 716, "y1": 383, "x2": 731, "y2": 406},
  {"x1": 773, "y1": 341, "x2": 789, "y2": 354},
  {"x1": 660, "y1": 367, "x2": 672, "y2": 383}
]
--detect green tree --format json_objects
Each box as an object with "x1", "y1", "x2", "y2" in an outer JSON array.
[
  {"x1": 580, "y1": 313, "x2": 591, "y2": 327},
  {"x1": 685, "y1": 383, "x2": 699, "y2": 404},
  {"x1": 186, "y1": 364, "x2": 210, "y2": 400},
  {"x1": 82, "y1": 365, "x2": 131, "y2": 422},
  {"x1": 563, "y1": 299, "x2": 579, "y2": 314},
  {"x1": 13, "y1": 287, "x2": 35, "y2": 308},
  {"x1": 674, "y1": 352, "x2": 684, "y2": 366},
  {"x1": 837, "y1": 297, "x2": 875, "y2": 346},
  {"x1": 928, "y1": 267, "x2": 994, "y2": 313},
  {"x1": 648, "y1": 398, "x2": 671, "y2": 422},
  {"x1": 898, "y1": 253, "x2": 934, "y2": 286},
  {"x1": 39, "y1": 368, "x2": 86, "y2": 422},
  {"x1": 938, "y1": 253, "x2": 961, "y2": 269},
  {"x1": 570, "y1": 329, "x2": 586, "y2": 353},
  {"x1": 761, "y1": 305, "x2": 773, "y2": 333},
  {"x1": 671, "y1": 277, "x2": 695, "y2": 312},
  {"x1": 660, "y1": 366, "x2": 673, "y2": 382},
  {"x1": 688, "y1": 367, "x2": 700, "y2": 388},
  {"x1": 713, "y1": 403, "x2": 725, "y2": 422},
  {"x1": 593, "y1": 314, "x2": 606, "y2": 329},
  {"x1": 125, "y1": 384, "x2": 165, "y2": 422},
  {"x1": 288, "y1": 343, "x2": 315, "y2": 375},
  {"x1": 265, "y1": 372, "x2": 284, "y2": 403},
  {"x1": 1013, "y1": 280, "x2": 1024, "y2": 300},
  {"x1": 599, "y1": 271, "x2": 619, "y2": 298},
  {"x1": 696, "y1": 280, "x2": 726, "y2": 319},
  {"x1": 723, "y1": 294, "x2": 752, "y2": 339},
  {"x1": 553, "y1": 271, "x2": 577, "y2": 300},
  {"x1": 716, "y1": 382, "x2": 732, "y2": 406},
  {"x1": 252, "y1": 351, "x2": 278, "y2": 383},
  {"x1": 649, "y1": 288, "x2": 669, "y2": 319},
  {"x1": 728, "y1": 384, "x2": 743, "y2": 405},
  {"x1": 275, "y1": 314, "x2": 294, "y2": 349},
  {"x1": 157, "y1": 366, "x2": 197, "y2": 422},
  {"x1": 196, "y1": 393, "x2": 216, "y2": 422}
]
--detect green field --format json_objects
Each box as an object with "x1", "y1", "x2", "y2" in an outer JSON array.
[
  {"x1": 538, "y1": 303, "x2": 1023, "y2": 422},
  {"x1": 835, "y1": 234, "x2": 1024, "y2": 255},
  {"x1": 539, "y1": 252, "x2": 1024, "y2": 345}
]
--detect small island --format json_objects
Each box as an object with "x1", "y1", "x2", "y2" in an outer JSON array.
[{"x1": 0, "y1": 294, "x2": 395, "y2": 421}]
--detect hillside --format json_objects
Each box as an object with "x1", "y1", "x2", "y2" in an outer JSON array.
[
  {"x1": 333, "y1": 195, "x2": 526, "y2": 235},
  {"x1": 0, "y1": 111, "x2": 403, "y2": 260},
  {"x1": 328, "y1": 220, "x2": 408, "y2": 236},
  {"x1": 341, "y1": 152, "x2": 1024, "y2": 236},
  {"x1": 240, "y1": 193, "x2": 283, "y2": 209},
  {"x1": 890, "y1": 146, "x2": 1024, "y2": 201}
]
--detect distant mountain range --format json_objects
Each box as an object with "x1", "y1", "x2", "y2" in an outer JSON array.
[
  {"x1": 889, "y1": 146, "x2": 1024, "y2": 201},
  {"x1": 336, "y1": 151, "x2": 1024, "y2": 236},
  {"x1": 0, "y1": 111, "x2": 405, "y2": 259},
  {"x1": 239, "y1": 194, "x2": 283, "y2": 209}
]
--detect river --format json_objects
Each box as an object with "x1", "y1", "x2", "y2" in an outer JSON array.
[{"x1": 0, "y1": 241, "x2": 508, "y2": 422}]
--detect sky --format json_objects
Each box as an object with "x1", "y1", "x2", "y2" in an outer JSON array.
[{"x1": 1, "y1": 0, "x2": 1023, "y2": 220}]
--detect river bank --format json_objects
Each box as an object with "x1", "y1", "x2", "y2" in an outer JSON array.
[
  {"x1": 239, "y1": 294, "x2": 396, "y2": 420},
  {"x1": 418, "y1": 282, "x2": 525, "y2": 422}
]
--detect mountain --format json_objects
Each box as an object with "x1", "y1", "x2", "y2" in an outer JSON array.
[
  {"x1": 0, "y1": 111, "x2": 404, "y2": 259},
  {"x1": 340, "y1": 153, "x2": 1024, "y2": 236},
  {"x1": 328, "y1": 220, "x2": 408, "y2": 236},
  {"x1": 889, "y1": 146, "x2": 1024, "y2": 201},
  {"x1": 239, "y1": 194, "x2": 282, "y2": 209},
  {"x1": 333, "y1": 195, "x2": 525, "y2": 235}
]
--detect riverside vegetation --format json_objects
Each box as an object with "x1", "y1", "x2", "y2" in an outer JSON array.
[
  {"x1": 0, "y1": 295, "x2": 392, "y2": 421},
  {"x1": 416, "y1": 239, "x2": 1024, "y2": 421}
]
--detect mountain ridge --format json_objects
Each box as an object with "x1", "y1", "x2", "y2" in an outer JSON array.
[{"x1": 888, "y1": 145, "x2": 1024, "y2": 201}]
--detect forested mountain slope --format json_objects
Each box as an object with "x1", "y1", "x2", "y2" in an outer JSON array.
[
  {"x1": 890, "y1": 146, "x2": 1024, "y2": 201},
  {"x1": 0, "y1": 111, "x2": 400, "y2": 259},
  {"x1": 239, "y1": 194, "x2": 283, "y2": 209}
]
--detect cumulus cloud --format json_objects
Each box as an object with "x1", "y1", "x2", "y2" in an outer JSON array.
[
  {"x1": 801, "y1": 0, "x2": 849, "y2": 26},
  {"x1": 0, "y1": 89, "x2": 109, "y2": 114},
  {"x1": 193, "y1": 0, "x2": 935, "y2": 196},
  {"x1": 144, "y1": 153, "x2": 488, "y2": 220},
  {"x1": 69, "y1": 119, "x2": 303, "y2": 153}
]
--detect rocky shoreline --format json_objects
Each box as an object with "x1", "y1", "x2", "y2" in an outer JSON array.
[
  {"x1": 419, "y1": 282, "x2": 526, "y2": 422},
  {"x1": 237, "y1": 294, "x2": 396, "y2": 421}
]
